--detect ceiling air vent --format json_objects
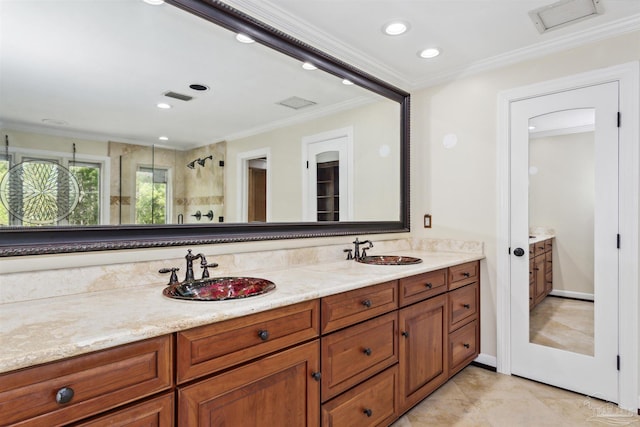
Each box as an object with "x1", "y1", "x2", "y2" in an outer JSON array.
[
  {"x1": 164, "y1": 91, "x2": 193, "y2": 101},
  {"x1": 529, "y1": 0, "x2": 602, "y2": 34},
  {"x1": 276, "y1": 96, "x2": 317, "y2": 110}
]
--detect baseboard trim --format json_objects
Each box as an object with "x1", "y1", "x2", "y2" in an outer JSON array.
[
  {"x1": 473, "y1": 353, "x2": 497, "y2": 370},
  {"x1": 548, "y1": 290, "x2": 594, "y2": 301}
]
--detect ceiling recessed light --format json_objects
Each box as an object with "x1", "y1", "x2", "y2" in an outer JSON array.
[
  {"x1": 189, "y1": 83, "x2": 209, "y2": 91},
  {"x1": 528, "y1": 125, "x2": 536, "y2": 131},
  {"x1": 302, "y1": 62, "x2": 317, "y2": 71},
  {"x1": 236, "y1": 33, "x2": 255, "y2": 44},
  {"x1": 158, "y1": 136, "x2": 169, "y2": 141},
  {"x1": 383, "y1": 21, "x2": 409, "y2": 36},
  {"x1": 419, "y1": 48, "x2": 441, "y2": 59},
  {"x1": 157, "y1": 102, "x2": 172, "y2": 109},
  {"x1": 142, "y1": 0, "x2": 164, "y2": 5},
  {"x1": 342, "y1": 79, "x2": 354, "y2": 85}
]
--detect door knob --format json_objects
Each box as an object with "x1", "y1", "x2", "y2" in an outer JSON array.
[{"x1": 513, "y1": 247, "x2": 525, "y2": 257}]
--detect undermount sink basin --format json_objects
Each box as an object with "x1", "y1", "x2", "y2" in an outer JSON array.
[
  {"x1": 163, "y1": 277, "x2": 275, "y2": 301},
  {"x1": 357, "y1": 255, "x2": 423, "y2": 266}
]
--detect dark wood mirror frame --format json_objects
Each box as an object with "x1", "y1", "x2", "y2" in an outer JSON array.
[{"x1": 0, "y1": 0, "x2": 410, "y2": 257}]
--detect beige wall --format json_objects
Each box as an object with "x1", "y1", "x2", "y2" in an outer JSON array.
[
  {"x1": 225, "y1": 99, "x2": 400, "y2": 222},
  {"x1": 411, "y1": 30, "x2": 640, "y2": 359},
  {"x1": 2, "y1": 129, "x2": 108, "y2": 157},
  {"x1": 530, "y1": 132, "x2": 595, "y2": 296}
]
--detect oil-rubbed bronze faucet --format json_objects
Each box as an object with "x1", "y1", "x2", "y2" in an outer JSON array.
[
  {"x1": 160, "y1": 249, "x2": 218, "y2": 285},
  {"x1": 351, "y1": 238, "x2": 374, "y2": 261}
]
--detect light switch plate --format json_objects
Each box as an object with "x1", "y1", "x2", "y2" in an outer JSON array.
[{"x1": 424, "y1": 214, "x2": 432, "y2": 228}]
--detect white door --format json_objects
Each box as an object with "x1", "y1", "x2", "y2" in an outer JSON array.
[
  {"x1": 304, "y1": 136, "x2": 351, "y2": 221},
  {"x1": 510, "y1": 82, "x2": 619, "y2": 401}
]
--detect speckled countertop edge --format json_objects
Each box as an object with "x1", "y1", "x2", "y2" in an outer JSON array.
[{"x1": 0, "y1": 250, "x2": 483, "y2": 374}]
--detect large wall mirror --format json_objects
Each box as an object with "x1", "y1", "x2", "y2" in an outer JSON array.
[{"x1": 0, "y1": 0, "x2": 409, "y2": 256}]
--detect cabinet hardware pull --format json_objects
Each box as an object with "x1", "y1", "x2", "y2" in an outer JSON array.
[
  {"x1": 363, "y1": 347, "x2": 372, "y2": 356},
  {"x1": 311, "y1": 372, "x2": 322, "y2": 381},
  {"x1": 56, "y1": 387, "x2": 74, "y2": 404},
  {"x1": 425, "y1": 282, "x2": 433, "y2": 289},
  {"x1": 362, "y1": 299, "x2": 372, "y2": 308},
  {"x1": 463, "y1": 343, "x2": 470, "y2": 349},
  {"x1": 401, "y1": 331, "x2": 409, "y2": 338},
  {"x1": 258, "y1": 330, "x2": 269, "y2": 341},
  {"x1": 463, "y1": 304, "x2": 470, "y2": 309},
  {"x1": 462, "y1": 272, "x2": 470, "y2": 278},
  {"x1": 363, "y1": 408, "x2": 373, "y2": 417}
]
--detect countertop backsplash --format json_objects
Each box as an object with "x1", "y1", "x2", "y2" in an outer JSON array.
[{"x1": 0, "y1": 237, "x2": 483, "y2": 305}]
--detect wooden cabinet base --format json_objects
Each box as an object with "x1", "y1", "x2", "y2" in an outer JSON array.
[{"x1": 75, "y1": 393, "x2": 174, "y2": 427}]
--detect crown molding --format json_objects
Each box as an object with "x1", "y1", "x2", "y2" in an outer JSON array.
[{"x1": 223, "y1": 1, "x2": 640, "y2": 91}]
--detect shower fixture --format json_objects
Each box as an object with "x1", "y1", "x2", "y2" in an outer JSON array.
[
  {"x1": 197, "y1": 155, "x2": 213, "y2": 167},
  {"x1": 187, "y1": 160, "x2": 197, "y2": 169}
]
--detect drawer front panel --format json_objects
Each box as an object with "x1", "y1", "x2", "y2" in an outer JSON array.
[
  {"x1": 321, "y1": 281, "x2": 397, "y2": 334},
  {"x1": 177, "y1": 300, "x2": 319, "y2": 383},
  {"x1": 448, "y1": 283, "x2": 478, "y2": 332},
  {"x1": 534, "y1": 241, "x2": 546, "y2": 257},
  {"x1": 322, "y1": 365, "x2": 398, "y2": 427},
  {"x1": 75, "y1": 392, "x2": 174, "y2": 427},
  {"x1": 448, "y1": 261, "x2": 479, "y2": 290},
  {"x1": 449, "y1": 320, "x2": 479, "y2": 376},
  {"x1": 0, "y1": 336, "x2": 172, "y2": 427},
  {"x1": 399, "y1": 269, "x2": 447, "y2": 307},
  {"x1": 321, "y1": 312, "x2": 398, "y2": 401}
]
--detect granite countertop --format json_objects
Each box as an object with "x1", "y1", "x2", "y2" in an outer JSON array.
[
  {"x1": 529, "y1": 234, "x2": 555, "y2": 245},
  {"x1": 0, "y1": 250, "x2": 483, "y2": 374}
]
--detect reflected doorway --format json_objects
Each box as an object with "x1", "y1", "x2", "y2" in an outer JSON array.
[{"x1": 248, "y1": 158, "x2": 266, "y2": 222}]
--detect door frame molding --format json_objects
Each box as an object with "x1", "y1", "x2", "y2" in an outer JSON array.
[
  {"x1": 236, "y1": 148, "x2": 271, "y2": 222},
  {"x1": 496, "y1": 61, "x2": 639, "y2": 411}
]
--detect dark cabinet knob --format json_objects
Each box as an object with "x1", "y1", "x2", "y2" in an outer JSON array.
[
  {"x1": 361, "y1": 299, "x2": 372, "y2": 308},
  {"x1": 258, "y1": 330, "x2": 269, "y2": 341},
  {"x1": 425, "y1": 282, "x2": 433, "y2": 289},
  {"x1": 463, "y1": 343, "x2": 470, "y2": 349},
  {"x1": 311, "y1": 372, "x2": 322, "y2": 381},
  {"x1": 363, "y1": 347, "x2": 372, "y2": 356},
  {"x1": 56, "y1": 387, "x2": 74, "y2": 404},
  {"x1": 401, "y1": 331, "x2": 409, "y2": 338},
  {"x1": 463, "y1": 303, "x2": 471, "y2": 309},
  {"x1": 513, "y1": 247, "x2": 525, "y2": 257},
  {"x1": 363, "y1": 408, "x2": 373, "y2": 417},
  {"x1": 462, "y1": 272, "x2": 470, "y2": 278}
]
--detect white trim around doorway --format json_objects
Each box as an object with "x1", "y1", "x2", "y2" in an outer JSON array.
[{"x1": 496, "y1": 61, "x2": 639, "y2": 411}]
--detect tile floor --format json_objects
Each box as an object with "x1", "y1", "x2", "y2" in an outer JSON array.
[
  {"x1": 530, "y1": 296, "x2": 594, "y2": 356},
  {"x1": 393, "y1": 366, "x2": 640, "y2": 426}
]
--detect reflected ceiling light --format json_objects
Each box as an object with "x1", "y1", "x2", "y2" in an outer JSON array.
[
  {"x1": 528, "y1": 125, "x2": 536, "y2": 130},
  {"x1": 143, "y1": 0, "x2": 164, "y2": 5},
  {"x1": 383, "y1": 21, "x2": 409, "y2": 36},
  {"x1": 342, "y1": 79, "x2": 354, "y2": 85},
  {"x1": 236, "y1": 33, "x2": 255, "y2": 44},
  {"x1": 419, "y1": 48, "x2": 440, "y2": 59},
  {"x1": 157, "y1": 102, "x2": 172, "y2": 109},
  {"x1": 158, "y1": 136, "x2": 169, "y2": 141},
  {"x1": 189, "y1": 83, "x2": 209, "y2": 91},
  {"x1": 302, "y1": 62, "x2": 317, "y2": 70}
]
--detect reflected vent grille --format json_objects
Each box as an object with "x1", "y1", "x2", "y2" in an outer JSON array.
[
  {"x1": 164, "y1": 91, "x2": 193, "y2": 101},
  {"x1": 276, "y1": 96, "x2": 316, "y2": 110}
]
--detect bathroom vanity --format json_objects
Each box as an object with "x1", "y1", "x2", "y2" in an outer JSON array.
[
  {"x1": 0, "y1": 251, "x2": 481, "y2": 426},
  {"x1": 529, "y1": 236, "x2": 554, "y2": 309}
]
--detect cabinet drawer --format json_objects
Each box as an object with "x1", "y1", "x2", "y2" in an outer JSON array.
[
  {"x1": 177, "y1": 300, "x2": 319, "y2": 383},
  {"x1": 321, "y1": 281, "x2": 397, "y2": 334},
  {"x1": 0, "y1": 335, "x2": 172, "y2": 427},
  {"x1": 533, "y1": 241, "x2": 546, "y2": 257},
  {"x1": 399, "y1": 269, "x2": 447, "y2": 307},
  {"x1": 545, "y1": 238, "x2": 553, "y2": 253},
  {"x1": 448, "y1": 282, "x2": 478, "y2": 332},
  {"x1": 322, "y1": 365, "x2": 398, "y2": 427},
  {"x1": 321, "y1": 312, "x2": 398, "y2": 401},
  {"x1": 448, "y1": 261, "x2": 479, "y2": 290},
  {"x1": 449, "y1": 320, "x2": 479, "y2": 376},
  {"x1": 75, "y1": 392, "x2": 174, "y2": 427}
]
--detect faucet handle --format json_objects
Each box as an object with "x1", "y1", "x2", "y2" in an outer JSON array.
[
  {"x1": 159, "y1": 267, "x2": 180, "y2": 285},
  {"x1": 362, "y1": 248, "x2": 369, "y2": 258},
  {"x1": 200, "y1": 261, "x2": 218, "y2": 279},
  {"x1": 343, "y1": 249, "x2": 353, "y2": 260}
]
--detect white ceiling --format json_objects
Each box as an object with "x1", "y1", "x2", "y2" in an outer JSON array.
[
  {"x1": 227, "y1": 0, "x2": 640, "y2": 89},
  {"x1": 1, "y1": 0, "x2": 639, "y2": 150}
]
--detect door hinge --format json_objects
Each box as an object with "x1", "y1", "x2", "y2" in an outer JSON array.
[
  {"x1": 617, "y1": 355, "x2": 620, "y2": 371},
  {"x1": 617, "y1": 112, "x2": 621, "y2": 127},
  {"x1": 617, "y1": 234, "x2": 621, "y2": 249}
]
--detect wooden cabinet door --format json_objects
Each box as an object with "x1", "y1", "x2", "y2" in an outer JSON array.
[
  {"x1": 398, "y1": 294, "x2": 448, "y2": 413},
  {"x1": 178, "y1": 340, "x2": 320, "y2": 426},
  {"x1": 533, "y1": 254, "x2": 546, "y2": 305},
  {"x1": 75, "y1": 393, "x2": 174, "y2": 427}
]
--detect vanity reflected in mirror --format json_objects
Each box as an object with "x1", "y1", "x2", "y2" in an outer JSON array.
[
  {"x1": 528, "y1": 108, "x2": 595, "y2": 356},
  {"x1": 0, "y1": 0, "x2": 409, "y2": 256}
]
